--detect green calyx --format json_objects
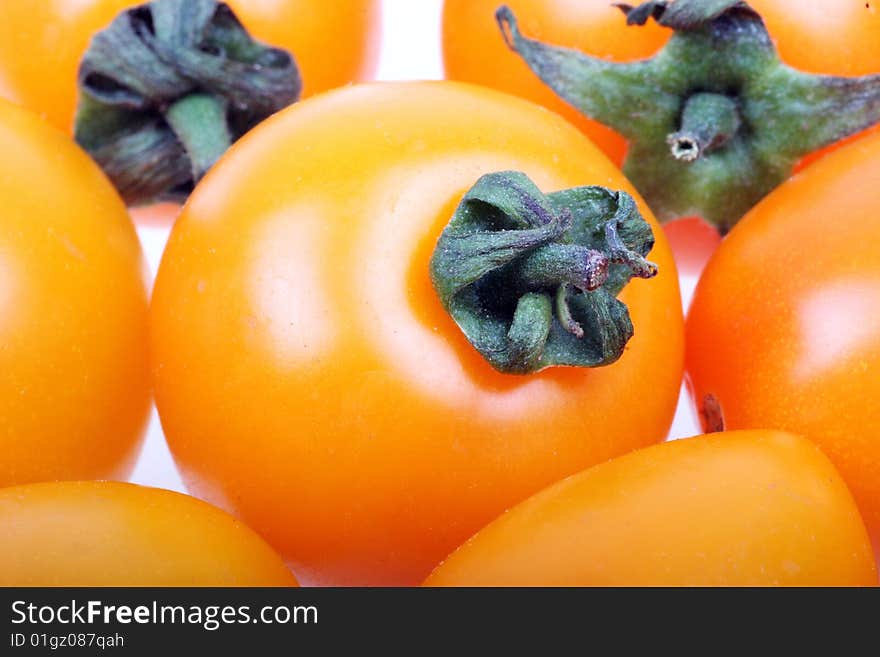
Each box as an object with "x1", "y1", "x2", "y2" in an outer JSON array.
[
  {"x1": 496, "y1": 0, "x2": 880, "y2": 233},
  {"x1": 74, "y1": 0, "x2": 301, "y2": 206},
  {"x1": 430, "y1": 172, "x2": 658, "y2": 375}
]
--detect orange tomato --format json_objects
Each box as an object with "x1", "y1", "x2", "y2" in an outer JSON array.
[
  {"x1": 0, "y1": 99, "x2": 150, "y2": 487},
  {"x1": 151, "y1": 82, "x2": 684, "y2": 586},
  {"x1": 425, "y1": 431, "x2": 876, "y2": 587},
  {"x1": 0, "y1": 482, "x2": 297, "y2": 586},
  {"x1": 686, "y1": 129, "x2": 880, "y2": 554},
  {"x1": 0, "y1": 0, "x2": 381, "y2": 133}
]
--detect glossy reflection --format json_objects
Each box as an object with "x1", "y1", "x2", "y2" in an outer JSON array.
[
  {"x1": 0, "y1": 250, "x2": 17, "y2": 338},
  {"x1": 795, "y1": 279, "x2": 880, "y2": 383},
  {"x1": 249, "y1": 207, "x2": 340, "y2": 369}
]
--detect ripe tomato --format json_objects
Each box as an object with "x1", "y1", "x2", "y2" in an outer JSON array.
[
  {"x1": 443, "y1": 0, "x2": 880, "y2": 271},
  {"x1": 0, "y1": 482, "x2": 297, "y2": 586},
  {"x1": 0, "y1": 0, "x2": 381, "y2": 133},
  {"x1": 425, "y1": 431, "x2": 876, "y2": 586},
  {"x1": 151, "y1": 81, "x2": 684, "y2": 586},
  {"x1": 686, "y1": 129, "x2": 880, "y2": 553},
  {"x1": 0, "y1": 99, "x2": 150, "y2": 487}
]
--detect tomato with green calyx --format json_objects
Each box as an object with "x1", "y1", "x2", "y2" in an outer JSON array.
[
  {"x1": 0, "y1": 482, "x2": 297, "y2": 586},
  {"x1": 0, "y1": 0, "x2": 380, "y2": 217},
  {"x1": 0, "y1": 98, "x2": 150, "y2": 487},
  {"x1": 151, "y1": 81, "x2": 684, "y2": 586},
  {"x1": 446, "y1": 0, "x2": 880, "y2": 239},
  {"x1": 425, "y1": 431, "x2": 876, "y2": 587}
]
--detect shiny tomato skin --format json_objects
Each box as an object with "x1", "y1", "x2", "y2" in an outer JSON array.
[
  {"x1": 0, "y1": 99, "x2": 150, "y2": 487},
  {"x1": 0, "y1": 0, "x2": 381, "y2": 132},
  {"x1": 686, "y1": 129, "x2": 880, "y2": 552},
  {"x1": 425, "y1": 431, "x2": 876, "y2": 587},
  {"x1": 0, "y1": 482, "x2": 298, "y2": 586},
  {"x1": 151, "y1": 81, "x2": 684, "y2": 587}
]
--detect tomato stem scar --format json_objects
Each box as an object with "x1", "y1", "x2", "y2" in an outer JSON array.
[
  {"x1": 496, "y1": 0, "x2": 880, "y2": 233},
  {"x1": 430, "y1": 171, "x2": 658, "y2": 374},
  {"x1": 73, "y1": 0, "x2": 300, "y2": 206}
]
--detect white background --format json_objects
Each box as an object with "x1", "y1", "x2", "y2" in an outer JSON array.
[{"x1": 131, "y1": 0, "x2": 702, "y2": 492}]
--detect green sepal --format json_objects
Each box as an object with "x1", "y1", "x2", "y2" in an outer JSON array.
[
  {"x1": 74, "y1": 0, "x2": 301, "y2": 206},
  {"x1": 430, "y1": 172, "x2": 657, "y2": 375}
]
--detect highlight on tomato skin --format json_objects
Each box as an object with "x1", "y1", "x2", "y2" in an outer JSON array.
[
  {"x1": 0, "y1": 482, "x2": 298, "y2": 587},
  {"x1": 150, "y1": 80, "x2": 685, "y2": 587},
  {"x1": 685, "y1": 128, "x2": 880, "y2": 558},
  {"x1": 0, "y1": 97, "x2": 151, "y2": 488},
  {"x1": 424, "y1": 431, "x2": 877, "y2": 587}
]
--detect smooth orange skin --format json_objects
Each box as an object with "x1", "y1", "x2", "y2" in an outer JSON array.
[
  {"x1": 443, "y1": 0, "x2": 880, "y2": 168},
  {"x1": 0, "y1": 99, "x2": 150, "y2": 487},
  {"x1": 151, "y1": 82, "x2": 684, "y2": 587},
  {"x1": 687, "y1": 130, "x2": 880, "y2": 555},
  {"x1": 0, "y1": 482, "x2": 298, "y2": 586},
  {"x1": 0, "y1": 0, "x2": 381, "y2": 133},
  {"x1": 425, "y1": 431, "x2": 877, "y2": 587}
]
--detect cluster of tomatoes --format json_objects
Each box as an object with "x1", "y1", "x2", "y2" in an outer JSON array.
[{"x1": 1, "y1": 0, "x2": 880, "y2": 588}]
